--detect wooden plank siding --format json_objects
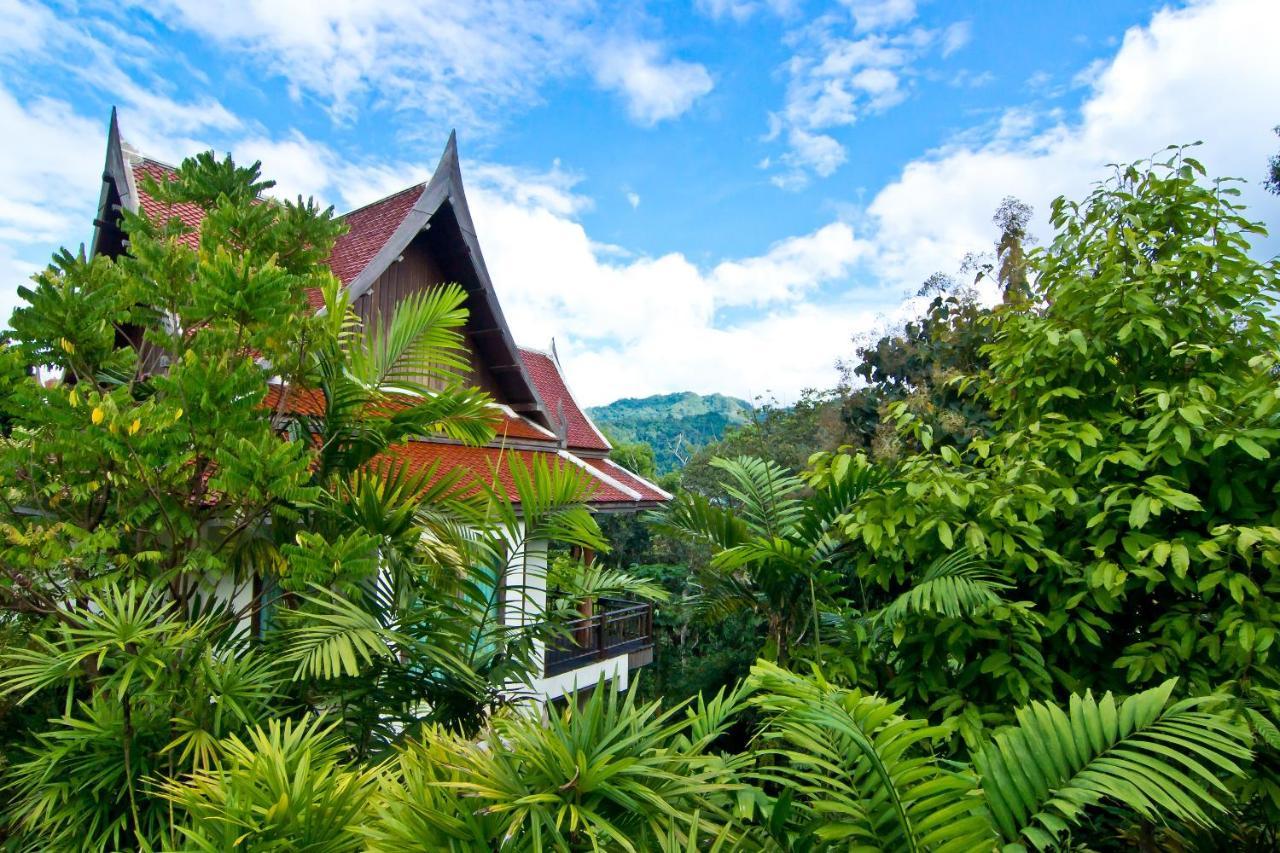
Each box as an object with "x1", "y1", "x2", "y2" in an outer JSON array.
[{"x1": 352, "y1": 234, "x2": 502, "y2": 395}]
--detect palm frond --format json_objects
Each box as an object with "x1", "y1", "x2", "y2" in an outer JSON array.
[
  {"x1": 347, "y1": 283, "x2": 472, "y2": 393},
  {"x1": 161, "y1": 715, "x2": 376, "y2": 851},
  {"x1": 879, "y1": 549, "x2": 1014, "y2": 625},
  {"x1": 0, "y1": 581, "x2": 201, "y2": 703},
  {"x1": 649, "y1": 491, "x2": 752, "y2": 552},
  {"x1": 974, "y1": 678, "x2": 1252, "y2": 849},
  {"x1": 749, "y1": 660, "x2": 994, "y2": 850},
  {"x1": 710, "y1": 456, "x2": 805, "y2": 537},
  {"x1": 278, "y1": 586, "x2": 404, "y2": 680},
  {"x1": 383, "y1": 386, "x2": 498, "y2": 446},
  {"x1": 548, "y1": 558, "x2": 671, "y2": 603},
  {"x1": 712, "y1": 535, "x2": 814, "y2": 573}
]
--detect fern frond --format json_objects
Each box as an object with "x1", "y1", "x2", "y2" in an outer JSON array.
[{"x1": 749, "y1": 661, "x2": 994, "y2": 850}]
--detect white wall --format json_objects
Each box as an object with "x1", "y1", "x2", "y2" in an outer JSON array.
[{"x1": 503, "y1": 535, "x2": 630, "y2": 702}]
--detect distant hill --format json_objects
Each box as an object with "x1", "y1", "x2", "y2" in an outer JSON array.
[{"x1": 587, "y1": 392, "x2": 753, "y2": 472}]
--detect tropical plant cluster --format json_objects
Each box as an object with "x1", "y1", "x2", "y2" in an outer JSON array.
[
  {"x1": 642, "y1": 148, "x2": 1280, "y2": 847},
  {"x1": 0, "y1": 145, "x2": 1277, "y2": 851}
]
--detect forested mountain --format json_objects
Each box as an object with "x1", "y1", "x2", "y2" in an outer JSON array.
[{"x1": 587, "y1": 391, "x2": 753, "y2": 471}]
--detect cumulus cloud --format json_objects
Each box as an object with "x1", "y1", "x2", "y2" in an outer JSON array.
[
  {"x1": 592, "y1": 40, "x2": 714, "y2": 126},
  {"x1": 462, "y1": 168, "x2": 876, "y2": 403},
  {"x1": 860, "y1": 0, "x2": 1280, "y2": 294}
]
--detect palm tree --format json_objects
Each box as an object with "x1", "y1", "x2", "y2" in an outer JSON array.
[{"x1": 654, "y1": 454, "x2": 892, "y2": 665}]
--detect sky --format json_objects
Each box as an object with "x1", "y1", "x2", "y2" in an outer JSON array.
[{"x1": 1, "y1": 0, "x2": 1278, "y2": 406}]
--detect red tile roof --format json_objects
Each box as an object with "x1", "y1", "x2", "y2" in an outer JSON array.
[
  {"x1": 129, "y1": 159, "x2": 423, "y2": 288},
  {"x1": 327, "y1": 184, "x2": 424, "y2": 284},
  {"x1": 263, "y1": 384, "x2": 556, "y2": 445},
  {"x1": 384, "y1": 443, "x2": 637, "y2": 506},
  {"x1": 132, "y1": 160, "x2": 204, "y2": 249},
  {"x1": 579, "y1": 457, "x2": 670, "y2": 503},
  {"x1": 519, "y1": 348, "x2": 611, "y2": 452},
  {"x1": 125, "y1": 155, "x2": 663, "y2": 513}
]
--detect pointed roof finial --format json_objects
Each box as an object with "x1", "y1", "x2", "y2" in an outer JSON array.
[{"x1": 550, "y1": 337, "x2": 560, "y2": 367}]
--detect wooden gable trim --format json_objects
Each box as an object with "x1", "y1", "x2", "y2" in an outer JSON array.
[
  {"x1": 90, "y1": 107, "x2": 137, "y2": 258},
  {"x1": 335, "y1": 131, "x2": 551, "y2": 430}
]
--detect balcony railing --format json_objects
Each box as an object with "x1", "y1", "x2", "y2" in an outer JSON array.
[{"x1": 544, "y1": 598, "x2": 654, "y2": 677}]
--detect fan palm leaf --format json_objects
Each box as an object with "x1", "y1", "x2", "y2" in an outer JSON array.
[{"x1": 278, "y1": 586, "x2": 405, "y2": 680}]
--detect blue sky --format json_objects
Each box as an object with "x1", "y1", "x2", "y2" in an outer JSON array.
[{"x1": 1, "y1": 0, "x2": 1277, "y2": 404}]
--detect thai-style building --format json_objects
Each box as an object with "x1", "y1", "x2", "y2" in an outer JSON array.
[{"x1": 87, "y1": 111, "x2": 668, "y2": 701}]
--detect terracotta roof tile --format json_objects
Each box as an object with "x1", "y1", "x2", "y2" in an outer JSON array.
[
  {"x1": 129, "y1": 159, "x2": 423, "y2": 289},
  {"x1": 579, "y1": 457, "x2": 670, "y2": 503},
  {"x1": 263, "y1": 384, "x2": 556, "y2": 445},
  {"x1": 519, "y1": 348, "x2": 611, "y2": 452},
  {"x1": 132, "y1": 160, "x2": 204, "y2": 249},
  {"x1": 327, "y1": 184, "x2": 424, "y2": 284},
  {"x1": 383, "y1": 442, "x2": 637, "y2": 505}
]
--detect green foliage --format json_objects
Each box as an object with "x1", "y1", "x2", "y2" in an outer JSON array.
[
  {"x1": 748, "y1": 661, "x2": 994, "y2": 850},
  {"x1": 811, "y1": 148, "x2": 1280, "y2": 834},
  {"x1": 654, "y1": 453, "x2": 893, "y2": 667},
  {"x1": 3, "y1": 137, "x2": 1275, "y2": 849},
  {"x1": 0, "y1": 150, "x2": 628, "y2": 847},
  {"x1": 162, "y1": 716, "x2": 378, "y2": 851}
]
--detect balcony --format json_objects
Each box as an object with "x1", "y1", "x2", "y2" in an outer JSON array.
[{"x1": 544, "y1": 598, "x2": 654, "y2": 677}]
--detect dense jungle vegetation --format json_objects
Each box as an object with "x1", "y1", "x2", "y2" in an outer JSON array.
[{"x1": 2, "y1": 145, "x2": 1279, "y2": 850}]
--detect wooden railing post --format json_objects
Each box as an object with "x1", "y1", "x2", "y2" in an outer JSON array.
[{"x1": 596, "y1": 608, "x2": 607, "y2": 661}]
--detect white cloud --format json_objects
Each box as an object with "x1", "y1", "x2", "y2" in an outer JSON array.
[
  {"x1": 709, "y1": 223, "x2": 867, "y2": 306},
  {"x1": 625, "y1": 191, "x2": 641, "y2": 209},
  {"x1": 136, "y1": 0, "x2": 588, "y2": 128},
  {"x1": 137, "y1": 0, "x2": 709, "y2": 130},
  {"x1": 0, "y1": 90, "x2": 105, "y2": 323},
  {"x1": 765, "y1": 7, "x2": 962, "y2": 187},
  {"x1": 462, "y1": 164, "x2": 876, "y2": 404},
  {"x1": 4, "y1": 0, "x2": 1278, "y2": 414},
  {"x1": 941, "y1": 21, "x2": 971, "y2": 57},
  {"x1": 592, "y1": 41, "x2": 714, "y2": 126},
  {"x1": 696, "y1": 0, "x2": 797, "y2": 22},
  {"x1": 860, "y1": 0, "x2": 1280, "y2": 295},
  {"x1": 841, "y1": 0, "x2": 916, "y2": 32},
  {"x1": 774, "y1": 129, "x2": 847, "y2": 187},
  {"x1": 465, "y1": 0, "x2": 1280, "y2": 405}
]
